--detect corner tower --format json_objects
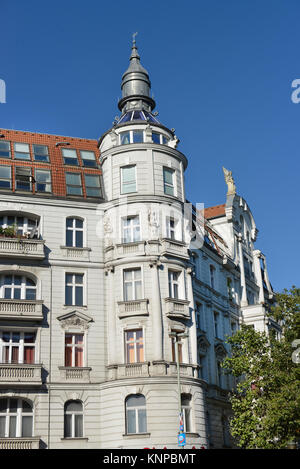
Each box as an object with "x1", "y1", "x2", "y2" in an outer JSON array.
[{"x1": 98, "y1": 39, "x2": 207, "y2": 449}]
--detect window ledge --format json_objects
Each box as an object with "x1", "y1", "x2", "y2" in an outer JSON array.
[
  {"x1": 61, "y1": 437, "x2": 88, "y2": 441},
  {"x1": 60, "y1": 246, "x2": 91, "y2": 251},
  {"x1": 122, "y1": 433, "x2": 151, "y2": 439}
]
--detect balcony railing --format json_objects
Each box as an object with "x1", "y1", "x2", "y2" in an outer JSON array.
[
  {"x1": 0, "y1": 363, "x2": 42, "y2": 386},
  {"x1": 58, "y1": 366, "x2": 91, "y2": 382},
  {"x1": 160, "y1": 238, "x2": 189, "y2": 259},
  {"x1": 0, "y1": 437, "x2": 40, "y2": 449},
  {"x1": 117, "y1": 299, "x2": 149, "y2": 318},
  {"x1": 165, "y1": 298, "x2": 190, "y2": 320},
  {"x1": 0, "y1": 238, "x2": 45, "y2": 259},
  {"x1": 0, "y1": 299, "x2": 44, "y2": 321},
  {"x1": 107, "y1": 361, "x2": 199, "y2": 380}
]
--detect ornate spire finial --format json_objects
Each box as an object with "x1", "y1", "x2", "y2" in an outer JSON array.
[
  {"x1": 223, "y1": 167, "x2": 236, "y2": 196},
  {"x1": 132, "y1": 31, "x2": 138, "y2": 45}
]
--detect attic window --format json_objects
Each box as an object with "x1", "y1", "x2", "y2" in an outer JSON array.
[{"x1": 15, "y1": 167, "x2": 34, "y2": 191}]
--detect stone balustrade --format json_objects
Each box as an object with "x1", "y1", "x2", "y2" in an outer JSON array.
[
  {"x1": 58, "y1": 366, "x2": 91, "y2": 382},
  {"x1": 117, "y1": 299, "x2": 149, "y2": 318},
  {"x1": 0, "y1": 437, "x2": 40, "y2": 449},
  {"x1": 164, "y1": 297, "x2": 190, "y2": 320},
  {"x1": 0, "y1": 299, "x2": 44, "y2": 321},
  {"x1": 0, "y1": 363, "x2": 42, "y2": 386},
  {"x1": 107, "y1": 361, "x2": 199, "y2": 380},
  {"x1": 0, "y1": 238, "x2": 45, "y2": 259}
]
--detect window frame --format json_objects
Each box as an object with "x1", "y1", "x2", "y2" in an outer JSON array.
[
  {"x1": 0, "y1": 274, "x2": 37, "y2": 301},
  {"x1": 64, "y1": 400, "x2": 84, "y2": 439},
  {"x1": 119, "y1": 130, "x2": 144, "y2": 145},
  {"x1": 124, "y1": 328, "x2": 144, "y2": 364},
  {"x1": 65, "y1": 172, "x2": 83, "y2": 196},
  {"x1": 64, "y1": 332, "x2": 85, "y2": 367},
  {"x1": 80, "y1": 150, "x2": 97, "y2": 167},
  {"x1": 0, "y1": 165, "x2": 12, "y2": 189},
  {"x1": 35, "y1": 168, "x2": 52, "y2": 193},
  {"x1": 181, "y1": 394, "x2": 192, "y2": 433},
  {"x1": 125, "y1": 394, "x2": 147, "y2": 435},
  {"x1": 32, "y1": 144, "x2": 49, "y2": 162},
  {"x1": 0, "y1": 398, "x2": 34, "y2": 438},
  {"x1": 0, "y1": 330, "x2": 37, "y2": 365},
  {"x1": 62, "y1": 148, "x2": 79, "y2": 166},
  {"x1": 0, "y1": 141, "x2": 11, "y2": 159},
  {"x1": 123, "y1": 268, "x2": 143, "y2": 301},
  {"x1": 84, "y1": 173, "x2": 102, "y2": 198},
  {"x1": 163, "y1": 167, "x2": 175, "y2": 196},
  {"x1": 65, "y1": 273, "x2": 84, "y2": 306},
  {"x1": 121, "y1": 215, "x2": 141, "y2": 244},
  {"x1": 13, "y1": 142, "x2": 31, "y2": 161},
  {"x1": 15, "y1": 166, "x2": 32, "y2": 192},
  {"x1": 168, "y1": 269, "x2": 182, "y2": 299},
  {"x1": 120, "y1": 165, "x2": 137, "y2": 194},
  {"x1": 66, "y1": 217, "x2": 84, "y2": 248}
]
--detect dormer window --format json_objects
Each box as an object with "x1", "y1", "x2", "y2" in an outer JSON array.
[
  {"x1": 0, "y1": 141, "x2": 11, "y2": 159},
  {"x1": 14, "y1": 143, "x2": 30, "y2": 161},
  {"x1": 62, "y1": 148, "x2": 78, "y2": 166},
  {"x1": 15, "y1": 167, "x2": 33, "y2": 191},
  {"x1": 33, "y1": 144, "x2": 49, "y2": 162},
  {"x1": 80, "y1": 150, "x2": 97, "y2": 167}
]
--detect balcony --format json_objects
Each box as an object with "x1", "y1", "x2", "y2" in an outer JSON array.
[
  {"x1": 0, "y1": 299, "x2": 44, "y2": 321},
  {"x1": 117, "y1": 299, "x2": 149, "y2": 318},
  {"x1": 60, "y1": 246, "x2": 91, "y2": 261},
  {"x1": 0, "y1": 363, "x2": 42, "y2": 387},
  {"x1": 107, "y1": 361, "x2": 199, "y2": 380},
  {"x1": 0, "y1": 238, "x2": 45, "y2": 260},
  {"x1": 0, "y1": 437, "x2": 40, "y2": 449},
  {"x1": 58, "y1": 366, "x2": 91, "y2": 382},
  {"x1": 165, "y1": 298, "x2": 190, "y2": 320},
  {"x1": 160, "y1": 238, "x2": 189, "y2": 260}
]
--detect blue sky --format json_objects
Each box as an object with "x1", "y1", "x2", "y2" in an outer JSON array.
[{"x1": 1, "y1": 0, "x2": 299, "y2": 292}]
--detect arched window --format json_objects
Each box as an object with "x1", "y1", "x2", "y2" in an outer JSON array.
[
  {"x1": 66, "y1": 217, "x2": 84, "y2": 248},
  {"x1": 181, "y1": 393, "x2": 192, "y2": 432},
  {"x1": 0, "y1": 398, "x2": 33, "y2": 438},
  {"x1": 125, "y1": 394, "x2": 147, "y2": 434},
  {"x1": 64, "y1": 400, "x2": 83, "y2": 438},
  {"x1": 0, "y1": 274, "x2": 36, "y2": 300},
  {"x1": 0, "y1": 214, "x2": 39, "y2": 238}
]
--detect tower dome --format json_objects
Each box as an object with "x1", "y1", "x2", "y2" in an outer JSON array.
[{"x1": 118, "y1": 35, "x2": 156, "y2": 114}]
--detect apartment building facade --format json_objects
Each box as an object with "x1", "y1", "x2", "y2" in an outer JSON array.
[{"x1": 0, "y1": 41, "x2": 275, "y2": 449}]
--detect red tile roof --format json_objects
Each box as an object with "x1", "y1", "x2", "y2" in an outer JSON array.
[
  {"x1": 204, "y1": 204, "x2": 226, "y2": 219},
  {"x1": 0, "y1": 129, "x2": 101, "y2": 200}
]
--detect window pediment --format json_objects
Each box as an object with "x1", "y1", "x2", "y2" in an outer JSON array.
[{"x1": 57, "y1": 310, "x2": 93, "y2": 330}]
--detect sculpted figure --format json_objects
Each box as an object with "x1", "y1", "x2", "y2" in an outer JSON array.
[{"x1": 223, "y1": 167, "x2": 236, "y2": 195}]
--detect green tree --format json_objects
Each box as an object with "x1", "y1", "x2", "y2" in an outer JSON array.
[{"x1": 222, "y1": 287, "x2": 300, "y2": 449}]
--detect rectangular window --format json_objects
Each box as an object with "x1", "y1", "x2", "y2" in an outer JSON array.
[
  {"x1": 65, "y1": 172, "x2": 83, "y2": 195},
  {"x1": 120, "y1": 131, "x2": 130, "y2": 145},
  {"x1": 214, "y1": 312, "x2": 220, "y2": 338},
  {"x1": 210, "y1": 265, "x2": 215, "y2": 290},
  {"x1": 15, "y1": 167, "x2": 32, "y2": 191},
  {"x1": 35, "y1": 169, "x2": 52, "y2": 192},
  {"x1": 196, "y1": 303, "x2": 204, "y2": 330},
  {"x1": 171, "y1": 337, "x2": 183, "y2": 363},
  {"x1": 122, "y1": 216, "x2": 140, "y2": 243},
  {"x1": 33, "y1": 144, "x2": 49, "y2": 162},
  {"x1": 14, "y1": 143, "x2": 30, "y2": 160},
  {"x1": 84, "y1": 174, "x2": 102, "y2": 197},
  {"x1": 123, "y1": 268, "x2": 142, "y2": 301},
  {"x1": 0, "y1": 331, "x2": 36, "y2": 364},
  {"x1": 163, "y1": 167, "x2": 175, "y2": 196},
  {"x1": 65, "y1": 273, "x2": 84, "y2": 306},
  {"x1": 119, "y1": 130, "x2": 144, "y2": 145},
  {"x1": 0, "y1": 141, "x2": 11, "y2": 159},
  {"x1": 121, "y1": 165, "x2": 136, "y2": 194},
  {"x1": 80, "y1": 150, "x2": 97, "y2": 167},
  {"x1": 0, "y1": 166, "x2": 11, "y2": 189},
  {"x1": 65, "y1": 333, "x2": 84, "y2": 367},
  {"x1": 62, "y1": 148, "x2": 78, "y2": 166},
  {"x1": 125, "y1": 329, "x2": 144, "y2": 363},
  {"x1": 166, "y1": 217, "x2": 176, "y2": 240},
  {"x1": 168, "y1": 270, "x2": 180, "y2": 299}
]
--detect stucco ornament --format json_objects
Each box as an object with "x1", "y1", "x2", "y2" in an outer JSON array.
[
  {"x1": 103, "y1": 213, "x2": 113, "y2": 247},
  {"x1": 147, "y1": 208, "x2": 160, "y2": 238},
  {"x1": 222, "y1": 167, "x2": 236, "y2": 195}
]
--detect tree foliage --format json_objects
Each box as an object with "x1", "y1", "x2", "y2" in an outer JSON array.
[{"x1": 222, "y1": 287, "x2": 300, "y2": 449}]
